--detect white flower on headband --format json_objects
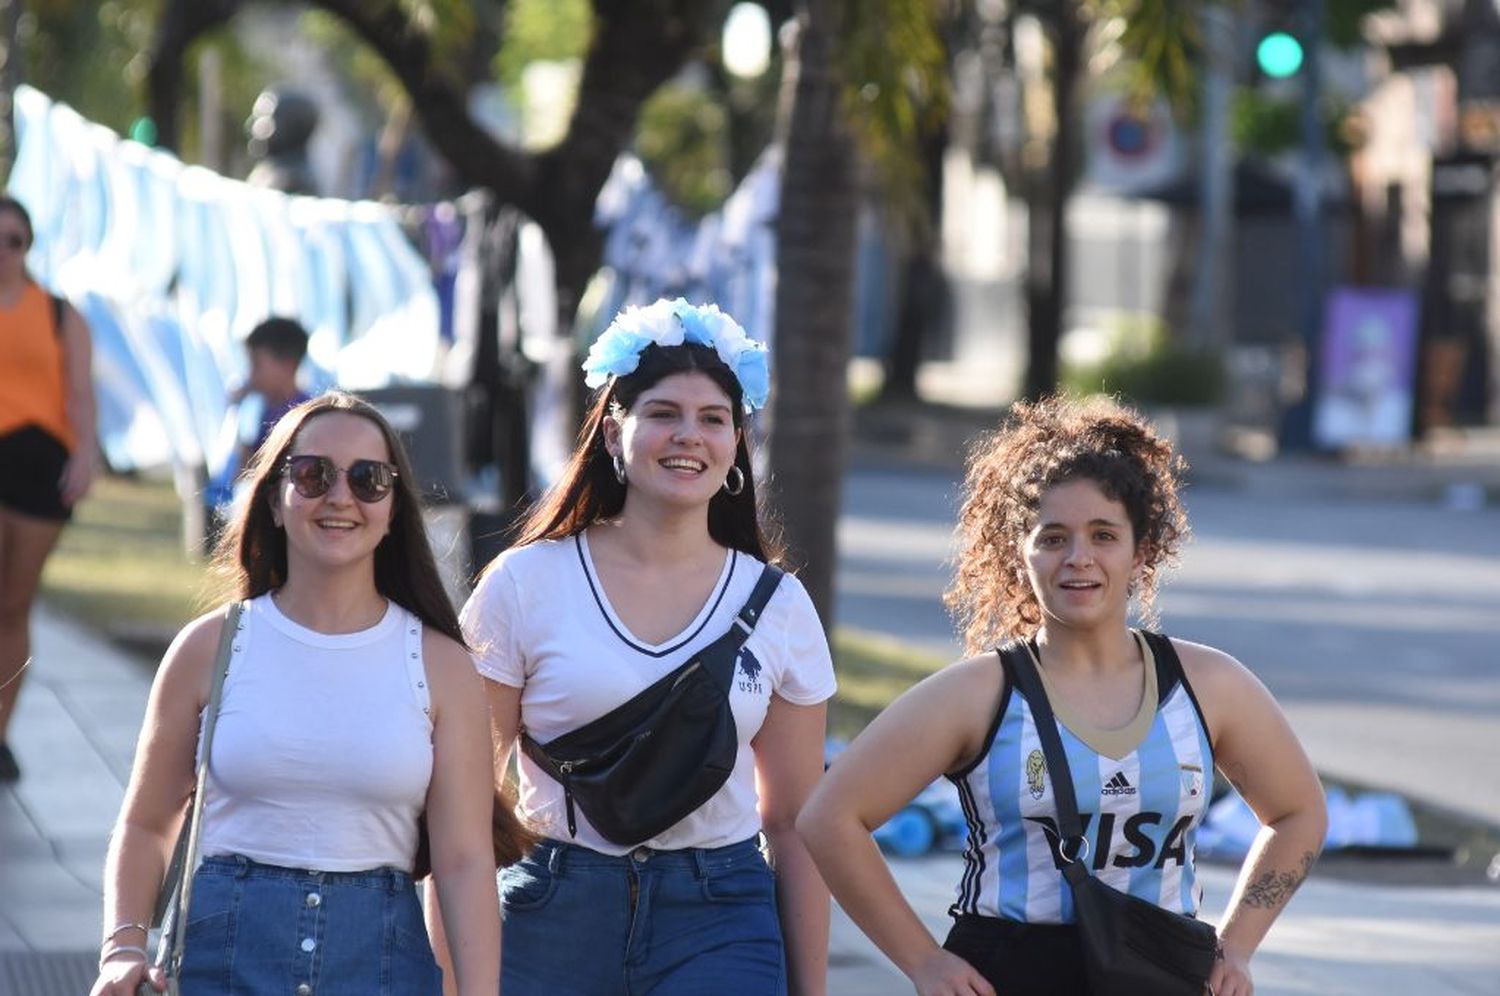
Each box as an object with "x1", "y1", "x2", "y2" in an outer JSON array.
[{"x1": 582, "y1": 297, "x2": 770, "y2": 411}]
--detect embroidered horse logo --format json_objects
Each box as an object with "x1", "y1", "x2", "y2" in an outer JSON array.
[{"x1": 738, "y1": 648, "x2": 763, "y2": 683}]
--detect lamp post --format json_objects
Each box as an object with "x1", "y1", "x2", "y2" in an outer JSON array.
[{"x1": 1278, "y1": 0, "x2": 1327, "y2": 451}]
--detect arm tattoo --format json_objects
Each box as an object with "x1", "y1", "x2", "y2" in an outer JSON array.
[{"x1": 1241, "y1": 850, "x2": 1316, "y2": 909}]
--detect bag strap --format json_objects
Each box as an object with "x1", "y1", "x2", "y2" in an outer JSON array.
[
  {"x1": 705, "y1": 563, "x2": 783, "y2": 688},
  {"x1": 156, "y1": 601, "x2": 241, "y2": 973},
  {"x1": 1000, "y1": 642, "x2": 1089, "y2": 873}
]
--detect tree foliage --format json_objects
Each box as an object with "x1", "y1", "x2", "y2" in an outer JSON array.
[{"x1": 836, "y1": 0, "x2": 949, "y2": 229}]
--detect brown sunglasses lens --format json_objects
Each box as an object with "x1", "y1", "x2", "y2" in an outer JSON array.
[{"x1": 284, "y1": 456, "x2": 394, "y2": 503}]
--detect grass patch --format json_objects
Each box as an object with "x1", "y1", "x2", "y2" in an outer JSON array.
[
  {"x1": 40, "y1": 474, "x2": 209, "y2": 654},
  {"x1": 829, "y1": 627, "x2": 949, "y2": 738}
]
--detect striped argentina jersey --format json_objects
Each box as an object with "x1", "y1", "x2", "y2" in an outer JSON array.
[{"x1": 947, "y1": 630, "x2": 1214, "y2": 924}]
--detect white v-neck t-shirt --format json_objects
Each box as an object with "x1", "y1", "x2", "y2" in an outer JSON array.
[{"x1": 461, "y1": 534, "x2": 836, "y2": 855}]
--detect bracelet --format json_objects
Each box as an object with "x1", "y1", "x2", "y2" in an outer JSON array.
[
  {"x1": 104, "y1": 920, "x2": 148, "y2": 943},
  {"x1": 99, "y1": 944, "x2": 149, "y2": 970}
]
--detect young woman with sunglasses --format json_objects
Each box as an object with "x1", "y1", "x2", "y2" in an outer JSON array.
[
  {"x1": 798, "y1": 397, "x2": 1327, "y2": 996},
  {"x1": 91, "y1": 392, "x2": 519, "y2": 996},
  {"x1": 0, "y1": 195, "x2": 98, "y2": 782},
  {"x1": 427, "y1": 299, "x2": 837, "y2": 995}
]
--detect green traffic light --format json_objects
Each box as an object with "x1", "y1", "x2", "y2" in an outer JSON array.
[
  {"x1": 129, "y1": 116, "x2": 157, "y2": 146},
  {"x1": 1256, "y1": 31, "x2": 1303, "y2": 79}
]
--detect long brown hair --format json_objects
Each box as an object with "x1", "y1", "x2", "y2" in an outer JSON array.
[{"x1": 505, "y1": 341, "x2": 782, "y2": 563}]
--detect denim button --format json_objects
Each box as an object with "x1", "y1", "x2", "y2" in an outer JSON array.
[
  {"x1": 300, "y1": 937, "x2": 316, "y2": 953},
  {"x1": 631, "y1": 847, "x2": 651, "y2": 862},
  {"x1": 296, "y1": 986, "x2": 312, "y2": 996},
  {"x1": 305, "y1": 892, "x2": 321, "y2": 908}
]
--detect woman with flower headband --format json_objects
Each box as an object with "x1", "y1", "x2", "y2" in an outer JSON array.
[{"x1": 428, "y1": 298, "x2": 836, "y2": 994}]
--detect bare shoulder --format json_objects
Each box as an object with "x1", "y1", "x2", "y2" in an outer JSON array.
[
  {"x1": 1168, "y1": 636, "x2": 1283, "y2": 744},
  {"x1": 1170, "y1": 637, "x2": 1264, "y2": 698},
  {"x1": 157, "y1": 606, "x2": 235, "y2": 703},
  {"x1": 420, "y1": 629, "x2": 484, "y2": 699},
  {"x1": 890, "y1": 652, "x2": 1005, "y2": 765}
]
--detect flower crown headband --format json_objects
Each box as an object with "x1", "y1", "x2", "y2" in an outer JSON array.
[{"x1": 581, "y1": 297, "x2": 770, "y2": 411}]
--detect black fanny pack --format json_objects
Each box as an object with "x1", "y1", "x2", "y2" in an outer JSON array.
[
  {"x1": 521, "y1": 564, "x2": 783, "y2": 846},
  {"x1": 1001, "y1": 639, "x2": 1219, "y2": 995}
]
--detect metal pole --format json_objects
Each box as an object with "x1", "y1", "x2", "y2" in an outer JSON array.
[
  {"x1": 1278, "y1": 0, "x2": 1326, "y2": 451},
  {"x1": 1188, "y1": 3, "x2": 1235, "y2": 354}
]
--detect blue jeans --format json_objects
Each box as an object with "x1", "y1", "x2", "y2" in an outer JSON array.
[
  {"x1": 180, "y1": 854, "x2": 442, "y2": 995},
  {"x1": 500, "y1": 836, "x2": 786, "y2": 996}
]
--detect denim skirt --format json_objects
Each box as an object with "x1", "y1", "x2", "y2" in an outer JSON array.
[
  {"x1": 179, "y1": 854, "x2": 442, "y2": 995},
  {"x1": 499, "y1": 836, "x2": 786, "y2": 996}
]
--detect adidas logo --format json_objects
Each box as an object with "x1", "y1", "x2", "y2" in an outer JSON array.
[{"x1": 1101, "y1": 771, "x2": 1137, "y2": 797}]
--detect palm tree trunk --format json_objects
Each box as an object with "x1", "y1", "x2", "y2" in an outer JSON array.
[
  {"x1": 769, "y1": 0, "x2": 857, "y2": 629},
  {"x1": 1023, "y1": 5, "x2": 1085, "y2": 401}
]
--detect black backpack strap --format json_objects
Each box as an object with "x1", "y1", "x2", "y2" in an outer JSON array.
[
  {"x1": 50, "y1": 293, "x2": 65, "y2": 336},
  {"x1": 1000, "y1": 642, "x2": 1087, "y2": 863}
]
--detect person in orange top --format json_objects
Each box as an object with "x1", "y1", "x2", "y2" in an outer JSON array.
[{"x1": 0, "y1": 195, "x2": 98, "y2": 781}]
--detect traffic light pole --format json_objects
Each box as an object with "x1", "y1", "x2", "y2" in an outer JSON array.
[{"x1": 1278, "y1": 0, "x2": 1327, "y2": 451}]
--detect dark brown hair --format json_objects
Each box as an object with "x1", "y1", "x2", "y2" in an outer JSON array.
[
  {"x1": 944, "y1": 395, "x2": 1189, "y2": 652},
  {"x1": 0, "y1": 195, "x2": 35, "y2": 246},
  {"x1": 504, "y1": 341, "x2": 782, "y2": 563},
  {"x1": 245, "y1": 316, "x2": 310, "y2": 363}
]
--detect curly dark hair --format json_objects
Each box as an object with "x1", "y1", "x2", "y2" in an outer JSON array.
[{"x1": 944, "y1": 395, "x2": 1189, "y2": 652}]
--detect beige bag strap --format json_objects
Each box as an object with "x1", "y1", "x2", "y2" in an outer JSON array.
[{"x1": 156, "y1": 600, "x2": 242, "y2": 979}]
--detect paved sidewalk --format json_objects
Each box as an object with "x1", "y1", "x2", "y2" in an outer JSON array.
[{"x1": 5, "y1": 605, "x2": 1500, "y2": 993}]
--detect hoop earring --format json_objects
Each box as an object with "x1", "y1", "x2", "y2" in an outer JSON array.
[
  {"x1": 723, "y1": 465, "x2": 745, "y2": 496},
  {"x1": 612, "y1": 452, "x2": 627, "y2": 485}
]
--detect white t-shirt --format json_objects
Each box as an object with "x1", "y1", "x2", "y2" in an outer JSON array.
[{"x1": 461, "y1": 533, "x2": 836, "y2": 855}]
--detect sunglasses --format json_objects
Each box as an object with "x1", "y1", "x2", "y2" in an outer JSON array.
[
  {"x1": 282, "y1": 455, "x2": 399, "y2": 503},
  {"x1": 0, "y1": 234, "x2": 26, "y2": 251}
]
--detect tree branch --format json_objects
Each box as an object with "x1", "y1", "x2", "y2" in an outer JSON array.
[
  {"x1": 146, "y1": 0, "x2": 242, "y2": 152},
  {"x1": 306, "y1": 0, "x2": 534, "y2": 200}
]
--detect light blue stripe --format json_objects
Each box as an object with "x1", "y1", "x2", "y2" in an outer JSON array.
[
  {"x1": 1132, "y1": 710, "x2": 1180, "y2": 903},
  {"x1": 990, "y1": 705, "x2": 1029, "y2": 920},
  {"x1": 1057, "y1": 725, "x2": 1101, "y2": 924}
]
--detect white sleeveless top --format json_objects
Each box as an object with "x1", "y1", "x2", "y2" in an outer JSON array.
[{"x1": 196, "y1": 594, "x2": 434, "y2": 873}]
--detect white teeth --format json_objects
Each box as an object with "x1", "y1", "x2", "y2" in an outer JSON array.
[
  {"x1": 661, "y1": 459, "x2": 704, "y2": 471},
  {"x1": 318, "y1": 521, "x2": 356, "y2": 530}
]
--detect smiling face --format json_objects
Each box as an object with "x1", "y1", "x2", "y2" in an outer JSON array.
[
  {"x1": 271, "y1": 411, "x2": 395, "y2": 575},
  {"x1": 1022, "y1": 477, "x2": 1145, "y2": 633},
  {"x1": 605, "y1": 370, "x2": 740, "y2": 512}
]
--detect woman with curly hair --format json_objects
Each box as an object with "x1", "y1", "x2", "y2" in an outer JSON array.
[{"x1": 799, "y1": 395, "x2": 1327, "y2": 996}]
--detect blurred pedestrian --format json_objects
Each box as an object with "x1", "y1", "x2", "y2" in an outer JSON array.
[
  {"x1": 798, "y1": 395, "x2": 1328, "y2": 996},
  {"x1": 233, "y1": 316, "x2": 311, "y2": 464},
  {"x1": 90, "y1": 393, "x2": 514, "y2": 996},
  {"x1": 0, "y1": 194, "x2": 97, "y2": 782},
  {"x1": 428, "y1": 298, "x2": 835, "y2": 995}
]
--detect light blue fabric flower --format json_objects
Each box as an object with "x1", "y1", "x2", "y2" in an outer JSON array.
[
  {"x1": 581, "y1": 297, "x2": 771, "y2": 410},
  {"x1": 733, "y1": 345, "x2": 771, "y2": 411}
]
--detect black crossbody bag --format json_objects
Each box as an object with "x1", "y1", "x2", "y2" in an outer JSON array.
[
  {"x1": 1001, "y1": 640, "x2": 1219, "y2": 996},
  {"x1": 521, "y1": 564, "x2": 783, "y2": 846}
]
